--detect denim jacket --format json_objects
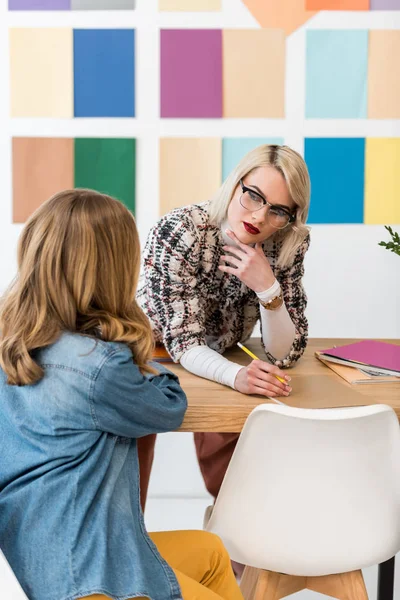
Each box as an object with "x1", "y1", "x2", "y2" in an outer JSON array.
[{"x1": 0, "y1": 332, "x2": 187, "y2": 600}]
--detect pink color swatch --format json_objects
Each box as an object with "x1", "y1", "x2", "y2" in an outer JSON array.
[{"x1": 160, "y1": 29, "x2": 222, "y2": 118}]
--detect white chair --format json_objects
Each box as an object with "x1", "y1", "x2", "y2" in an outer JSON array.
[
  {"x1": 205, "y1": 404, "x2": 400, "y2": 600},
  {"x1": 0, "y1": 548, "x2": 29, "y2": 599}
]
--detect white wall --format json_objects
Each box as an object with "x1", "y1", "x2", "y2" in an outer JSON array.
[{"x1": 1, "y1": 1, "x2": 400, "y2": 597}]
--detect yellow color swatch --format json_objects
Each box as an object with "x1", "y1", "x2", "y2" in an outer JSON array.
[
  {"x1": 365, "y1": 138, "x2": 400, "y2": 225},
  {"x1": 159, "y1": 0, "x2": 221, "y2": 10},
  {"x1": 223, "y1": 29, "x2": 285, "y2": 118},
  {"x1": 160, "y1": 138, "x2": 221, "y2": 216},
  {"x1": 10, "y1": 28, "x2": 73, "y2": 118},
  {"x1": 368, "y1": 31, "x2": 400, "y2": 119}
]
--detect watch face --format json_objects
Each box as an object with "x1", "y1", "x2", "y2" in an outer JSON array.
[{"x1": 264, "y1": 294, "x2": 283, "y2": 310}]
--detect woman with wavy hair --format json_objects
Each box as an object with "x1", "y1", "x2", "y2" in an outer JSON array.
[
  {"x1": 138, "y1": 144, "x2": 311, "y2": 523},
  {"x1": 0, "y1": 189, "x2": 243, "y2": 600}
]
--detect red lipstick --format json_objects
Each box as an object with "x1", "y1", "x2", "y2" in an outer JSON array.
[{"x1": 243, "y1": 222, "x2": 260, "y2": 235}]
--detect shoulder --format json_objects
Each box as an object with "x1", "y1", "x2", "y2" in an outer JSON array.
[
  {"x1": 37, "y1": 333, "x2": 131, "y2": 380},
  {"x1": 294, "y1": 232, "x2": 311, "y2": 260},
  {"x1": 145, "y1": 203, "x2": 212, "y2": 257}
]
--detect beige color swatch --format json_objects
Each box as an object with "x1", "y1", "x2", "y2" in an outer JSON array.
[
  {"x1": 223, "y1": 29, "x2": 286, "y2": 118},
  {"x1": 13, "y1": 138, "x2": 74, "y2": 223},
  {"x1": 10, "y1": 28, "x2": 73, "y2": 118},
  {"x1": 368, "y1": 31, "x2": 400, "y2": 119},
  {"x1": 159, "y1": 138, "x2": 221, "y2": 216},
  {"x1": 159, "y1": 0, "x2": 221, "y2": 9},
  {"x1": 243, "y1": 0, "x2": 317, "y2": 36}
]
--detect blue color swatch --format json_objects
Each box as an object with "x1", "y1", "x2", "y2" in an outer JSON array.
[
  {"x1": 222, "y1": 138, "x2": 284, "y2": 180},
  {"x1": 306, "y1": 30, "x2": 368, "y2": 118},
  {"x1": 305, "y1": 138, "x2": 365, "y2": 224},
  {"x1": 74, "y1": 29, "x2": 135, "y2": 117}
]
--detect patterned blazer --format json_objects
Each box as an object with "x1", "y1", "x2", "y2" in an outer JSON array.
[{"x1": 137, "y1": 203, "x2": 310, "y2": 368}]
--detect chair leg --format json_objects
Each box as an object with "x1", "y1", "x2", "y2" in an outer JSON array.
[
  {"x1": 307, "y1": 570, "x2": 368, "y2": 600},
  {"x1": 377, "y1": 557, "x2": 395, "y2": 600},
  {"x1": 240, "y1": 567, "x2": 306, "y2": 600}
]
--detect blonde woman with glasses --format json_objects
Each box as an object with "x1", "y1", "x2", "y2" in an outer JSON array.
[
  {"x1": 0, "y1": 190, "x2": 244, "y2": 600},
  {"x1": 138, "y1": 145, "x2": 311, "y2": 528}
]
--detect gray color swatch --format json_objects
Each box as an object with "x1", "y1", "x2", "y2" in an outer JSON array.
[{"x1": 72, "y1": 0, "x2": 135, "y2": 9}]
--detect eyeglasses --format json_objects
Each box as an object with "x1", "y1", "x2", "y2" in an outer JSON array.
[{"x1": 239, "y1": 180, "x2": 296, "y2": 230}]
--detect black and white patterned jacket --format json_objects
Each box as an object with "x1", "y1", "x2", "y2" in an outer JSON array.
[{"x1": 137, "y1": 203, "x2": 310, "y2": 367}]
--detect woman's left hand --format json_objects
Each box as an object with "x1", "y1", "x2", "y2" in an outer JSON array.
[{"x1": 218, "y1": 229, "x2": 276, "y2": 293}]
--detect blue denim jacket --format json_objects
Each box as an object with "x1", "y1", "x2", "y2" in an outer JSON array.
[{"x1": 0, "y1": 333, "x2": 187, "y2": 600}]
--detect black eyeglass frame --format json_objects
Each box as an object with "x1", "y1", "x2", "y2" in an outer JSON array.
[{"x1": 239, "y1": 179, "x2": 296, "y2": 227}]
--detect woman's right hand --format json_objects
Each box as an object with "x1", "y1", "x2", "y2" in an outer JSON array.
[{"x1": 234, "y1": 360, "x2": 292, "y2": 397}]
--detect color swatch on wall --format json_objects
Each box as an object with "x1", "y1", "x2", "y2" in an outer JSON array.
[
  {"x1": 367, "y1": 31, "x2": 400, "y2": 118},
  {"x1": 9, "y1": 0, "x2": 135, "y2": 8},
  {"x1": 160, "y1": 30, "x2": 222, "y2": 118},
  {"x1": 160, "y1": 138, "x2": 221, "y2": 215},
  {"x1": 305, "y1": 138, "x2": 365, "y2": 224},
  {"x1": 10, "y1": 28, "x2": 135, "y2": 117},
  {"x1": 74, "y1": 29, "x2": 135, "y2": 117},
  {"x1": 306, "y1": 0, "x2": 369, "y2": 8},
  {"x1": 12, "y1": 137, "x2": 136, "y2": 223},
  {"x1": 160, "y1": 29, "x2": 286, "y2": 118},
  {"x1": 10, "y1": 28, "x2": 73, "y2": 117},
  {"x1": 159, "y1": 0, "x2": 221, "y2": 9},
  {"x1": 364, "y1": 138, "x2": 400, "y2": 225},
  {"x1": 306, "y1": 29, "x2": 400, "y2": 118}
]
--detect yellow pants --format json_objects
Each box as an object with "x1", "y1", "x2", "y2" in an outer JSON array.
[{"x1": 81, "y1": 530, "x2": 244, "y2": 600}]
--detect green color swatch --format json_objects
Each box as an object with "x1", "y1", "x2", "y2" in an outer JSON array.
[{"x1": 74, "y1": 138, "x2": 135, "y2": 213}]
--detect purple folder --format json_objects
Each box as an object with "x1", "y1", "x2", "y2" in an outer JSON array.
[{"x1": 321, "y1": 340, "x2": 400, "y2": 374}]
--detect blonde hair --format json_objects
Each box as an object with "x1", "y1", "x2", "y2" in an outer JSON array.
[
  {"x1": 208, "y1": 144, "x2": 310, "y2": 268},
  {"x1": 0, "y1": 189, "x2": 155, "y2": 386}
]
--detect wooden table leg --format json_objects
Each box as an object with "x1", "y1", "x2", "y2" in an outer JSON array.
[{"x1": 377, "y1": 557, "x2": 395, "y2": 600}]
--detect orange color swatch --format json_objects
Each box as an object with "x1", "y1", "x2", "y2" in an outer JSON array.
[
  {"x1": 306, "y1": 0, "x2": 369, "y2": 9},
  {"x1": 13, "y1": 138, "x2": 74, "y2": 223},
  {"x1": 242, "y1": 0, "x2": 317, "y2": 36}
]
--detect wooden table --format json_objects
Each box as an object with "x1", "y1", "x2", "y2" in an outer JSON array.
[
  {"x1": 171, "y1": 338, "x2": 400, "y2": 600},
  {"x1": 172, "y1": 338, "x2": 400, "y2": 433}
]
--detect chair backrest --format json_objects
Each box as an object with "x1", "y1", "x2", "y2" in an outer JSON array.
[
  {"x1": 206, "y1": 404, "x2": 400, "y2": 577},
  {"x1": 0, "y1": 548, "x2": 29, "y2": 599}
]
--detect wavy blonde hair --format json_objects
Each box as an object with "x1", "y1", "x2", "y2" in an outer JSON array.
[
  {"x1": 0, "y1": 189, "x2": 155, "y2": 386},
  {"x1": 208, "y1": 144, "x2": 311, "y2": 268}
]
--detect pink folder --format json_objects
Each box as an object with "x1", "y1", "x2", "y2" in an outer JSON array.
[{"x1": 321, "y1": 340, "x2": 400, "y2": 374}]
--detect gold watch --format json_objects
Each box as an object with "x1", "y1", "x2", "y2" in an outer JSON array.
[{"x1": 259, "y1": 290, "x2": 284, "y2": 311}]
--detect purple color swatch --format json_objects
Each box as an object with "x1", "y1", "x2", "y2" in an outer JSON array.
[
  {"x1": 161, "y1": 29, "x2": 222, "y2": 118},
  {"x1": 9, "y1": 0, "x2": 70, "y2": 8},
  {"x1": 370, "y1": 0, "x2": 400, "y2": 7}
]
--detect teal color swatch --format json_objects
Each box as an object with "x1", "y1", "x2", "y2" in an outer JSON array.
[
  {"x1": 306, "y1": 30, "x2": 368, "y2": 118},
  {"x1": 222, "y1": 138, "x2": 284, "y2": 180},
  {"x1": 305, "y1": 138, "x2": 365, "y2": 224}
]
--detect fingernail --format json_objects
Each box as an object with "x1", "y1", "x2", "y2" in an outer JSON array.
[
  {"x1": 285, "y1": 376, "x2": 291, "y2": 381},
  {"x1": 284, "y1": 392, "x2": 290, "y2": 397},
  {"x1": 286, "y1": 387, "x2": 292, "y2": 393}
]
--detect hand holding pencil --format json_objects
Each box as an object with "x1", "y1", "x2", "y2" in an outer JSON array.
[{"x1": 234, "y1": 342, "x2": 292, "y2": 398}]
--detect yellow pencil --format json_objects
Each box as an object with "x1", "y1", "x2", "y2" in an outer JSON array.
[{"x1": 237, "y1": 342, "x2": 287, "y2": 384}]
